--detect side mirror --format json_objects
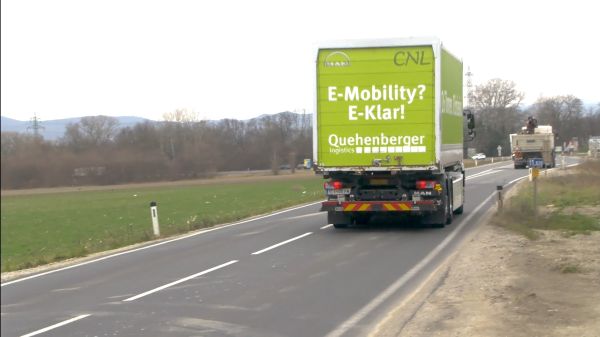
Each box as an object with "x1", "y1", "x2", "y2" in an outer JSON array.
[
  {"x1": 464, "y1": 109, "x2": 476, "y2": 140},
  {"x1": 466, "y1": 111, "x2": 475, "y2": 130}
]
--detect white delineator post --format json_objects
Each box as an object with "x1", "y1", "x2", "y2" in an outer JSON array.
[
  {"x1": 496, "y1": 185, "x2": 504, "y2": 211},
  {"x1": 150, "y1": 201, "x2": 160, "y2": 237}
]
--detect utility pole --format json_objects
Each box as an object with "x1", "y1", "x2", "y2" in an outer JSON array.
[
  {"x1": 27, "y1": 113, "x2": 45, "y2": 139},
  {"x1": 465, "y1": 67, "x2": 474, "y2": 108}
]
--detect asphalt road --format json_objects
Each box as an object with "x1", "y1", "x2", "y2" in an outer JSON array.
[{"x1": 1, "y1": 157, "x2": 580, "y2": 337}]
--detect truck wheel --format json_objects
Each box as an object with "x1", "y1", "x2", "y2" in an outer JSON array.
[
  {"x1": 454, "y1": 174, "x2": 465, "y2": 215},
  {"x1": 328, "y1": 211, "x2": 351, "y2": 229},
  {"x1": 454, "y1": 205, "x2": 464, "y2": 214},
  {"x1": 352, "y1": 213, "x2": 371, "y2": 226}
]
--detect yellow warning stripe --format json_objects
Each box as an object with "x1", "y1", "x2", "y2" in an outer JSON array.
[
  {"x1": 383, "y1": 203, "x2": 411, "y2": 211},
  {"x1": 342, "y1": 202, "x2": 412, "y2": 211},
  {"x1": 398, "y1": 203, "x2": 411, "y2": 211},
  {"x1": 383, "y1": 203, "x2": 396, "y2": 211},
  {"x1": 344, "y1": 204, "x2": 357, "y2": 211},
  {"x1": 358, "y1": 204, "x2": 371, "y2": 211}
]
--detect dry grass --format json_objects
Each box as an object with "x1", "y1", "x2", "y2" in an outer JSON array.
[{"x1": 491, "y1": 159, "x2": 600, "y2": 238}]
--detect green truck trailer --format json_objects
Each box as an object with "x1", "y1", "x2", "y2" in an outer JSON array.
[{"x1": 314, "y1": 38, "x2": 474, "y2": 228}]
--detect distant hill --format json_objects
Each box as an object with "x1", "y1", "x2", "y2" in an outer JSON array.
[
  {"x1": 1, "y1": 112, "x2": 314, "y2": 140},
  {"x1": 1, "y1": 116, "x2": 152, "y2": 140}
]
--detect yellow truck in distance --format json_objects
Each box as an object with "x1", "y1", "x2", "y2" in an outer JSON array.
[{"x1": 510, "y1": 125, "x2": 556, "y2": 169}]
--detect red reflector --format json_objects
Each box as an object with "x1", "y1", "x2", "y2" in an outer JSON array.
[
  {"x1": 324, "y1": 181, "x2": 344, "y2": 190},
  {"x1": 416, "y1": 180, "x2": 435, "y2": 189}
]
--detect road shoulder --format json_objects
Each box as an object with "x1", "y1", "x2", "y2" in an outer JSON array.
[{"x1": 375, "y1": 220, "x2": 600, "y2": 337}]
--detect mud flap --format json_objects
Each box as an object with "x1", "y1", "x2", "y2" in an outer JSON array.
[{"x1": 422, "y1": 195, "x2": 448, "y2": 228}]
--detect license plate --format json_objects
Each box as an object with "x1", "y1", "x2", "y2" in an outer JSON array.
[
  {"x1": 370, "y1": 179, "x2": 388, "y2": 185},
  {"x1": 327, "y1": 188, "x2": 351, "y2": 195}
]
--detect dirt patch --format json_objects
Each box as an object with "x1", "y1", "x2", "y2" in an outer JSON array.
[{"x1": 378, "y1": 224, "x2": 600, "y2": 337}]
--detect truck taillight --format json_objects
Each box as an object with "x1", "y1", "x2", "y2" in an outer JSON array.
[
  {"x1": 416, "y1": 180, "x2": 436, "y2": 190},
  {"x1": 324, "y1": 181, "x2": 344, "y2": 190}
]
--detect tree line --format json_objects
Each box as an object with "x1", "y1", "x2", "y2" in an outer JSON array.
[
  {"x1": 1, "y1": 111, "x2": 312, "y2": 189},
  {"x1": 1, "y1": 79, "x2": 599, "y2": 189}
]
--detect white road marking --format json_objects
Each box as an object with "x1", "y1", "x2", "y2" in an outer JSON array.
[
  {"x1": 466, "y1": 169, "x2": 499, "y2": 181},
  {"x1": 2, "y1": 201, "x2": 323, "y2": 287},
  {"x1": 21, "y1": 314, "x2": 90, "y2": 337},
  {"x1": 325, "y1": 192, "x2": 496, "y2": 337},
  {"x1": 50, "y1": 287, "x2": 81, "y2": 292},
  {"x1": 123, "y1": 260, "x2": 238, "y2": 302},
  {"x1": 321, "y1": 224, "x2": 333, "y2": 229},
  {"x1": 468, "y1": 168, "x2": 493, "y2": 176},
  {"x1": 285, "y1": 212, "x2": 324, "y2": 220},
  {"x1": 251, "y1": 232, "x2": 313, "y2": 255},
  {"x1": 505, "y1": 175, "x2": 528, "y2": 186}
]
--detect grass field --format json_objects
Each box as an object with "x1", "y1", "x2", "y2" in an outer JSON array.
[
  {"x1": 491, "y1": 160, "x2": 600, "y2": 239},
  {"x1": 1, "y1": 175, "x2": 324, "y2": 272}
]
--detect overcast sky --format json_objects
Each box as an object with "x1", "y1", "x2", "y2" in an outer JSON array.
[{"x1": 1, "y1": 0, "x2": 598, "y2": 122}]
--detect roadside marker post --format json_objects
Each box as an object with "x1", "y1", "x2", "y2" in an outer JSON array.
[
  {"x1": 528, "y1": 159, "x2": 543, "y2": 225},
  {"x1": 150, "y1": 201, "x2": 160, "y2": 237},
  {"x1": 532, "y1": 172, "x2": 538, "y2": 224},
  {"x1": 496, "y1": 185, "x2": 503, "y2": 211}
]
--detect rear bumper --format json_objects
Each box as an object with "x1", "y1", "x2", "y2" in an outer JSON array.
[{"x1": 321, "y1": 200, "x2": 438, "y2": 212}]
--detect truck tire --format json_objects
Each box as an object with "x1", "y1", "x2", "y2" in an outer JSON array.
[
  {"x1": 328, "y1": 211, "x2": 351, "y2": 229},
  {"x1": 353, "y1": 213, "x2": 371, "y2": 226},
  {"x1": 454, "y1": 173, "x2": 465, "y2": 215},
  {"x1": 454, "y1": 204, "x2": 464, "y2": 214}
]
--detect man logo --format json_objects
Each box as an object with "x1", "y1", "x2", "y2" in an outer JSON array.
[{"x1": 324, "y1": 51, "x2": 350, "y2": 67}]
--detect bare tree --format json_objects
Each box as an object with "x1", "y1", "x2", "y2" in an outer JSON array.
[
  {"x1": 61, "y1": 115, "x2": 119, "y2": 150},
  {"x1": 163, "y1": 108, "x2": 199, "y2": 123},
  {"x1": 470, "y1": 78, "x2": 524, "y2": 110},
  {"x1": 527, "y1": 95, "x2": 585, "y2": 148},
  {"x1": 469, "y1": 79, "x2": 525, "y2": 156},
  {"x1": 80, "y1": 115, "x2": 119, "y2": 145}
]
